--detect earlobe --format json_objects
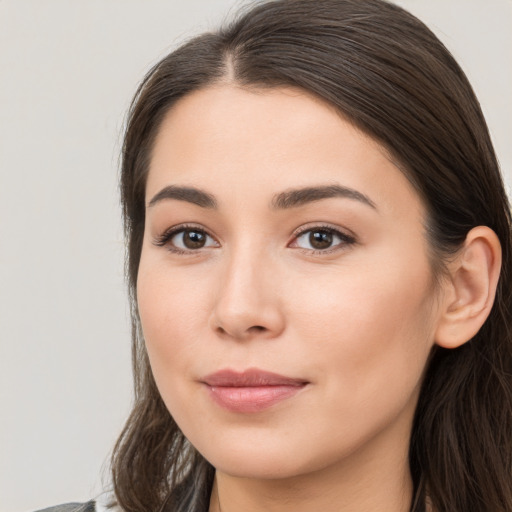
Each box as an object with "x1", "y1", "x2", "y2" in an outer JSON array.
[{"x1": 435, "y1": 226, "x2": 502, "y2": 349}]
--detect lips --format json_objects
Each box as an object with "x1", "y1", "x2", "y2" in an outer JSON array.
[{"x1": 201, "y1": 368, "x2": 308, "y2": 413}]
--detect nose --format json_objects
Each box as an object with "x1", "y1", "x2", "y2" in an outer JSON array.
[{"x1": 209, "y1": 246, "x2": 285, "y2": 341}]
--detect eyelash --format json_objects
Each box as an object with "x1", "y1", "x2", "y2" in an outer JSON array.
[{"x1": 152, "y1": 223, "x2": 357, "y2": 256}]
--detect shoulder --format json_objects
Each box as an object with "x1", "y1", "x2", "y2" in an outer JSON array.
[{"x1": 34, "y1": 501, "x2": 96, "y2": 512}]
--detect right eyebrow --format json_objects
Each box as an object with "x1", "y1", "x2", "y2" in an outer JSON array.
[{"x1": 148, "y1": 185, "x2": 217, "y2": 209}]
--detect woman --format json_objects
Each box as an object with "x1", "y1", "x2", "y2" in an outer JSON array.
[{"x1": 38, "y1": 0, "x2": 512, "y2": 511}]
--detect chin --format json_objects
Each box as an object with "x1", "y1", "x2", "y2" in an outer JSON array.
[
  {"x1": 192, "y1": 431, "x2": 351, "y2": 481},
  {"x1": 208, "y1": 453, "x2": 314, "y2": 480},
  {"x1": 186, "y1": 430, "x2": 309, "y2": 479}
]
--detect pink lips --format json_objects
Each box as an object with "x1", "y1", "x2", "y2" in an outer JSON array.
[{"x1": 202, "y1": 368, "x2": 308, "y2": 413}]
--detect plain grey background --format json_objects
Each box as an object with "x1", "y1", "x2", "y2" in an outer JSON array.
[{"x1": 1, "y1": 1, "x2": 510, "y2": 511}]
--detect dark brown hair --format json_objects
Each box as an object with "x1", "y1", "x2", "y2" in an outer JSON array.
[{"x1": 112, "y1": 1, "x2": 512, "y2": 510}]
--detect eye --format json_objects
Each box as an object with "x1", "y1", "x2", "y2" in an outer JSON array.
[
  {"x1": 153, "y1": 225, "x2": 219, "y2": 253},
  {"x1": 291, "y1": 226, "x2": 356, "y2": 253}
]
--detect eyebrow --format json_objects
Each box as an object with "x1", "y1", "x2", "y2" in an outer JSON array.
[
  {"x1": 148, "y1": 185, "x2": 217, "y2": 209},
  {"x1": 148, "y1": 184, "x2": 376, "y2": 211},
  {"x1": 271, "y1": 184, "x2": 376, "y2": 210}
]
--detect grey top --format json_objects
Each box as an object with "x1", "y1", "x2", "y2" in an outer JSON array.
[{"x1": 35, "y1": 502, "x2": 96, "y2": 512}]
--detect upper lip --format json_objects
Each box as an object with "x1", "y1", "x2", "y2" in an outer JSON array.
[{"x1": 202, "y1": 368, "x2": 308, "y2": 387}]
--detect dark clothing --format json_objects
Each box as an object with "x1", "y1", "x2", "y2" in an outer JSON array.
[{"x1": 35, "y1": 502, "x2": 96, "y2": 512}]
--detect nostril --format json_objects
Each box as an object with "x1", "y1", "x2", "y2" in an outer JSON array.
[
  {"x1": 214, "y1": 324, "x2": 266, "y2": 338},
  {"x1": 214, "y1": 324, "x2": 270, "y2": 340}
]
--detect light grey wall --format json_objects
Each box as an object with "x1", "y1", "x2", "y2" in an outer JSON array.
[{"x1": 0, "y1": 1, "x2": 510, "y2": 511}]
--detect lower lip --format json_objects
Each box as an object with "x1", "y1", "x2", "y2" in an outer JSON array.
[{"x1": 205, "y1": 384, "x2": 306, "y2": 413}]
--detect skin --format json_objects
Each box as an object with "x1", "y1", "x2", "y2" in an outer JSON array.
[{"x1": 137, "y1": 85, "x2": 450, "y2": 512}]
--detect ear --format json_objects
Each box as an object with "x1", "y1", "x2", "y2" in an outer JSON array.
[{"x1": 435, "y1": 226, "x2": 502, "y2": 349}]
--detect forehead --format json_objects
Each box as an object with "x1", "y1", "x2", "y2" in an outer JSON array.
[
  {"x1": 147, "y1": 85, "x2": 423, "y2": 221},
  {"x1": 150, "y1": 85, "x2": 382, "y2": 169}
]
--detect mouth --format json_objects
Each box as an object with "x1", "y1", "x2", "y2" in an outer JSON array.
[{"x1": 201, "y1": 368, "x2": 309, "y2": 413}]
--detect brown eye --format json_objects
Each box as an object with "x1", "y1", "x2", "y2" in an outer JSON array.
[
  {"x1": 292, "y1": 226, "x2": 356, "y2": 253},
  {"x1": 153, "y1": 226, "x2": 219, "y2": 253},
  {"x1": 309, "y1": 230, "x2": 333, "y2": 249},
  {"x1": 181, "y1": 230, "x2": 207, "y2": 249}
]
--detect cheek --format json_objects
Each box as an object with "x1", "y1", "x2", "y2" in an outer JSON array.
[
  {"x1": 287, "y1": 254, "x2": 437, "y2": 411},
  {"x1": 136, "y1": 262, "x2": 219, "y2": 439},
  {"x1": 136, "y1": 259, "x2": 211, "y2": 384}
]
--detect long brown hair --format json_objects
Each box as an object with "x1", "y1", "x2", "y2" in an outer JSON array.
[{"x1": 111, "y1": 1, "x2": 512, "y2": 510}]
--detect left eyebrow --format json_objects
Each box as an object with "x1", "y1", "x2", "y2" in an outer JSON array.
[{"x1": 271, "y1": 185, "x2": 377, "y2": 210}]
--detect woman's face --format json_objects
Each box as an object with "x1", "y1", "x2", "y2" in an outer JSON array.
[{"x1": 138, "y1": 85, "x2": 443, "y2": 480}]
